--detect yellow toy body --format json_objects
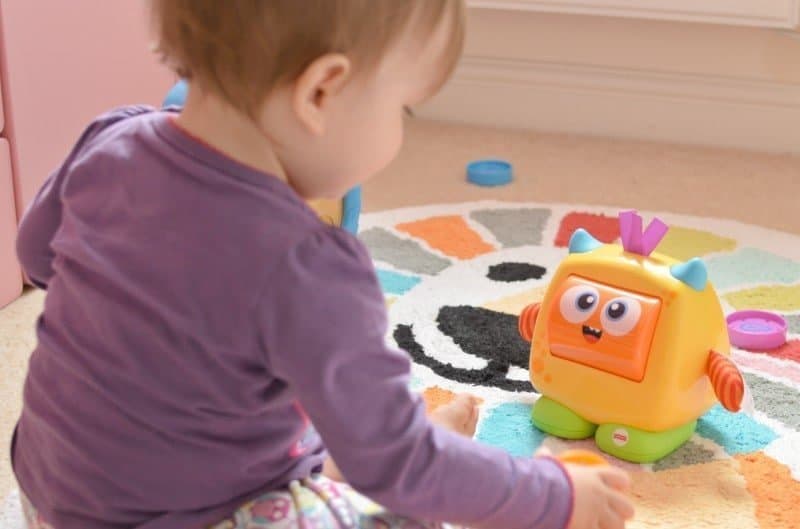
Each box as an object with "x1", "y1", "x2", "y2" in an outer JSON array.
[
  {"x1": 309, "y1": 199, "x2": 344, "y2": 228},
  {"x1": 519, "y1": 211, "x2": 745, "y2": 462}
]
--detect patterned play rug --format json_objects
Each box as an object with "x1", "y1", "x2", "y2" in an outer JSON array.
[{"x1": 360, "y1": 201, "x2": 800, "y2": 529}]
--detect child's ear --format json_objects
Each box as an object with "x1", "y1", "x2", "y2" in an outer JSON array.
[{"x1": 292, "y1": 53, "x2": 351, "y2": 136}]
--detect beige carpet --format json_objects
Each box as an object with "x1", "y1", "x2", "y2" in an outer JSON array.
[
  {"x1": 2, "y1": 118, "x2": 799, "y2": 503},
  {"x1": 1, "y1": 290, "x2": 44, "y2": 501},
  {"x1": 366, "y1": 119, "x2": 800, "y2": 234}
]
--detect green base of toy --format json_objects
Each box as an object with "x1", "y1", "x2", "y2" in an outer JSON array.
[
  {"x1": 595, "y1": 421, "x2": 696, "y2": 463},
  {"x1": 532, "y1": 397, "x2": 697, "y2": 463},
  {"x1": 532, "y1": 397, "x2": 597, "y2": 439}
]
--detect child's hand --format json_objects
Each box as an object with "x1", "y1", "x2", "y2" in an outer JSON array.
[
  {"x1": 565, "y1": 464, "x2": 634, "y2": 529},
  {"x1": 429, "y1": 394, "x2": 481, "y2": 438}
]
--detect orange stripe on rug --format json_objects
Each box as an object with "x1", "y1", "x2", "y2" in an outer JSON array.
[
  {"x1": 736, "y1": 452, "x2": 800, "y2": 529},
  {"x1": 629, "y1": 460, "x2": 759, "y2": 528},
  {"x1": 396, "y1": 216, "x2": 494, "y2": 259}
]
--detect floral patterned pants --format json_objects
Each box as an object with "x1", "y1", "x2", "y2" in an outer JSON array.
[{"x1": 22, "y1": 476, "x2": 457, "y2": 529}]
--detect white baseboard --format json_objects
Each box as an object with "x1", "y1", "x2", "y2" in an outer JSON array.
[
  {"x1": 421, "y1": 55, "x2": 800, "y2": 153},
  {"x1": 468, "y1": 0, "x2": 800, "y2": 29}
]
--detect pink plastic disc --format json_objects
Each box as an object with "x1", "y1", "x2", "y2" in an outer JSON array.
[{"x1": 727, "y1": 310, "x2": 787, "y2": 351}]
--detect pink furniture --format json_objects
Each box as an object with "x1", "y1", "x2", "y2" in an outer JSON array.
[
  {"x1": 0, "y1": 137, "x2": 16, "y2": 307},
  {"x1": 0, "y1": 0, "x2": 175, "y2": 308}
]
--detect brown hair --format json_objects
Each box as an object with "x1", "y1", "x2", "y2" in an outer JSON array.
[{"x1": 151, "y1": 0, "x2": 465, "y2": 117}]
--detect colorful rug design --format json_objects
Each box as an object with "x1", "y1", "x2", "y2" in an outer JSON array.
[{"x1": 361, "y1": 201, "x2": 800, "y2": 529}]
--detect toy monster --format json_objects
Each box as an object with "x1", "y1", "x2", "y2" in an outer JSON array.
[{"x1": 518, "y1": 211, "x2": 747, "y2": 463}]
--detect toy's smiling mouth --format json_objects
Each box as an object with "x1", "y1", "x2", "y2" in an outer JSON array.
[{"x1": 582, "y1": 325, "x2": 603, "y2": 344}]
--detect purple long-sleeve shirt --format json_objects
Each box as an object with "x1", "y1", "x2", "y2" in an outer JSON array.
[{"x1": 12, "y1": 107, "x2": 573, "y2": 529}]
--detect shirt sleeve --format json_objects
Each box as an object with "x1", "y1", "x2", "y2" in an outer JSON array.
[
  {"x1": 262, "y1": 227, "x2": 573, "y2": 529},
  {"x1": 16, "y1": 105, "x2": 155, "y2": 288}
]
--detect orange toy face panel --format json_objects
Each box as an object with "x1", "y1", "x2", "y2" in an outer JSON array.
[{"x1": 547, "y1": 276, "x2": 662, "y2": 382}]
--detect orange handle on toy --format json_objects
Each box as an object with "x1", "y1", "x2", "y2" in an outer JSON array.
[
  {"x1": 518, "y1": 303, "x2": 541, "y2": 342},
  {"x1": 557, "y1": 449, "x2": 609, "y2": 466},
  {"x1": 708, "y1": 350, "x2": 744, "y2": 412}
]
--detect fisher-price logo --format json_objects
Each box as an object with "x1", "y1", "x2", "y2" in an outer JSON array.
[{"x1": 612, "y1": 428, "x2": 629, "y2": 446}]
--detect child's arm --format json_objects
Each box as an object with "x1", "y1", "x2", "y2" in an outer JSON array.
[
  {"x1": 322, "y1": 393, "x2": 480, "y2": 482},
  {"x1": 264, "y1": 228, "x2": 573, "y2": 529},
  {"x1": 16, "y1": 106, "x2": 153, "y2": 288}
]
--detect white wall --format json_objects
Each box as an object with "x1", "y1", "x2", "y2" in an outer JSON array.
[{"x1": 422, "y1": 7, "x2": 800, "y2": 153}]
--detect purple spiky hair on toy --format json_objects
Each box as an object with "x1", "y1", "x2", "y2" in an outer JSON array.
[
  {"x1": 619, "y1": 210, "x2": 668, "y2": 257},
  {"x1": 568, "y1": 210, "x2": 707, "y2": 291}
]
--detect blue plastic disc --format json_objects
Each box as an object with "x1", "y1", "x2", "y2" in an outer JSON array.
[{"x1": 466, "y1": 159, "x2": 513, "y2": 187}]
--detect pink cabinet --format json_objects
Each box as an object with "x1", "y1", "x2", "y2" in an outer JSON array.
[
  {"x1": 0, "y1": 137, "x2": 19, "y2": 306},
  {"x1": 0, "y1": 0, "x2": 175, "y2": 307}
]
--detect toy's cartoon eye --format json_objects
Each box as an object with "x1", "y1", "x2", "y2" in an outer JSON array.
[
  {"x1": 601, "y1": 297, "x2": 642, "y2": 336},
  {"x1": 560, "y1": 285, "x2": 600, "y2": 323}
]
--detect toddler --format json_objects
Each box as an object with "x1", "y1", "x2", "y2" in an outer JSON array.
[{"x1": 12, "y1": 2, "x2": 634, "y2": 528}]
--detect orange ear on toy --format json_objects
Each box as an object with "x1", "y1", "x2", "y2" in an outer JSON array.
[
  {"x1": 518, "y1": 303, "x2": 541, "y2": 343},
  {"x1": 708, "y1": 350, "x2": 744, "y2": 412}
]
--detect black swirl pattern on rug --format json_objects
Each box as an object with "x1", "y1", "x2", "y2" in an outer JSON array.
[{"x1": 394, "y1": 305, "x2": 537, "y2": 393}]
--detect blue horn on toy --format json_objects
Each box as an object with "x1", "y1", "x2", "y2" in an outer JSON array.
[
  {"x1": 670, "y1": 258, "x2": 708, "y2": 292},
  {"x1": 568, "y1": 229, "x2": 603, "y2": 254}
]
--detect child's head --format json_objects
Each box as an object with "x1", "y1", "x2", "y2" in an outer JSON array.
[{"x1": 152, "y1": 0, "x2": 465, "y2": 199}]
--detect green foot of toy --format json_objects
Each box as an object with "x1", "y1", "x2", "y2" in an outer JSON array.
[
  {"x1": 595, "y1": 421, "x2": 697, "y2": 463},
  {"x1": 532, "y1": 397, "x2": 597, "y2": 439}
]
